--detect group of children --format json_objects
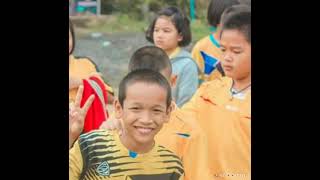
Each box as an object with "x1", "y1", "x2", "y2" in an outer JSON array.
[{"x1": 69, "y1": 0, "x2": 251, "y2": 179}]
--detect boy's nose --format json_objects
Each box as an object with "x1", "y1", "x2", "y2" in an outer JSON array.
[
  {"x1": 223, "y1": 53, "x2": 233, "y2": 62},
  {"x1": 139, "y1": 112, "x2": 153, "y2": 124},
  {"x1": 156, "y1": 32, "x2": 164, "y2": 38},
  {"x1": 155, "y1": 35, "x2": 162, "y2": 40}
]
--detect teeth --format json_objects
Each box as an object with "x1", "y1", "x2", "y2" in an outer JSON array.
[{"x1": 136, "y1": 127, "x2": 152, "y2": 134}]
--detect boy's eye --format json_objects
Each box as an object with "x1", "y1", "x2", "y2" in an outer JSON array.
[
  {"x1": 129, "y1": 107, "x2": 140, "y2": 111},
  {"x1": 153, "y1": 109, "x2": 164, "y2": 114},
  {"x1": 220, "y1": 48, "x2": 226, "y2": 52},
  {"x1": 233, "y1": 50, "x2": 242, "y2": 54}
]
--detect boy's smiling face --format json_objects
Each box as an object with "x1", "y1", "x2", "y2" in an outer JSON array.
[{"x1": 115, "y1": 82, "x2": 172, "y2": 148}]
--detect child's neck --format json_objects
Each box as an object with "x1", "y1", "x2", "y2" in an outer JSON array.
[
  {"x1": 166, "y1": 47, "x2": 180, "y2": 58},
  {"x1": 119, "y1": 132, "x2": 155, "y2": 154},
  {"x1": 232, "y1": 75, "x2": 251, "y2": 92}
]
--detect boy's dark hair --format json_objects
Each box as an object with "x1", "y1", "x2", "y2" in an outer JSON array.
[
  {"x1": 146, "y1": 6, "x2": 191, "y2": 47},
  {"x1": 207, "y1": 0, "x2": 239, "y2": 27},
  {"x1": 220, "y1": 4, "x2": 251, "y2": 25},
  {"x1": 69, "y1": 18, "x2": 75, "y2": 55},
  {"x1": 118, "y1": 69, "x2": 172, "y2": 108},
  {"x1": 129, "y1": 46, "x2": 172, "y2": 75},
  {"x1": 221, "y1": 5, "x2": 251, "y2": 43}
]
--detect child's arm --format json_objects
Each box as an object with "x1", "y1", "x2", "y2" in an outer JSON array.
[
  {"x1": 69, "y1": 140, "x2": 83, "y2": 180},
  {"x1": 175, "y1": 61, "x2": 199, "y2": 107}
]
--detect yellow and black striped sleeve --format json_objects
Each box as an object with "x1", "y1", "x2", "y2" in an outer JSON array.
[{"x1": 69, "y1": 140, "x2": 83, "y2": 180}]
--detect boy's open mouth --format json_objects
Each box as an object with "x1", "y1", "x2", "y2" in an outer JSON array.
[{"x1": 134, "y1": 126, "x2": 154, "y2": 134}]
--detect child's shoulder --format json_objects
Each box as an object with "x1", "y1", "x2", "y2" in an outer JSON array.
[
  {"x1": 155, "y1": 144, "x2": 182, "y2": 162},
  {"x1": 193, "y1": 35, "x2": 211, "y2": 48},
  {"x1": 72, "y1": 55, "x2": 99, "y2": 69},
  {"x1": 194, "y1": 77, "x2": 232, "y2": 99},
  {"x1": 171, "y1": 107, "x2": 206, "y2": 139},
  {"x1": 198, "y1": 35, "x2": 211, "y2": 43},
  {"x1": 148, "y1": 145, "x2": 184, "y2": 177},
  {"x1": 173, "y1": 48, "x2": 192, "y2": 59},
  {"x1": 73, "y1": 55, "x2": 92, "y2": 62},
  {"x1": 78, "y1": 129, "x2": 115, "y2": 144},
  {"x1": 74, "y1": 56, "x2": 97, "y2": 66},
  {"x1": 200, "y1": 77, "x2": 232, "y2": 91},
  {"x1": 173, "y1": 49, "x2": 198, "y2": 68}
]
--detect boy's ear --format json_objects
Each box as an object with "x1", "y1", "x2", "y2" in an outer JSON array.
[
  {"x1": 171, "y1": 75, "x2": 178, "y2": 88},
  {"x1": 164, "y1": 101, "x2": 175, "y2": 123},
  {"x1": 114, "y1": 99, "x2": 123, "y2": 119}
]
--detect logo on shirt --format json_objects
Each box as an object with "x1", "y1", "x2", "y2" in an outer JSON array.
[
  {"x1": 225, "y1": 105, "x2": 239, "y2": 112},
  {"x1": 96, "y1": 161, "x2": 110, "y2": 176}
]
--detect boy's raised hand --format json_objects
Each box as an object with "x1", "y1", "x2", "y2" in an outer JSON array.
[{"x1": 69, "y1": 85, "x2": 94, "y2": 149}]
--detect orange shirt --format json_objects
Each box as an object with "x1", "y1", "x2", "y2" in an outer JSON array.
[
  {"x1": 156, "y1": 104, "x2": 212, "y2": 180},
  {"x1": 180, "y1": 77, "x2": 251, "y2": 180}
]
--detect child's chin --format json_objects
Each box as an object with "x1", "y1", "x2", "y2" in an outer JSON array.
[
  {"x1": 134, "y1": 135, "x2": 154, "y2": 145},
  {"x1": 224, "y1": 72, "x2": 234, "y2": 78}
]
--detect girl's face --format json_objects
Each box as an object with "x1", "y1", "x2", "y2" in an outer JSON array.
[
  {"x1": 69, "y1": 27, "x2": 73, "y2": 55},
  {"x1": 220, "y1": 29, "x2": 251, "y2": 81},
  {"x1": 153, "y1": 16, "x2": 183, "y2": 54}
]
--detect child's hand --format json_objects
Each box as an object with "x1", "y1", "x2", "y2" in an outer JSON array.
[
  {"x1": 69, "y1": 85, "x2": 94, "y2": 149},
  {"x1": 99, "y1": 118, "x2": 123, "y2": 135}
]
